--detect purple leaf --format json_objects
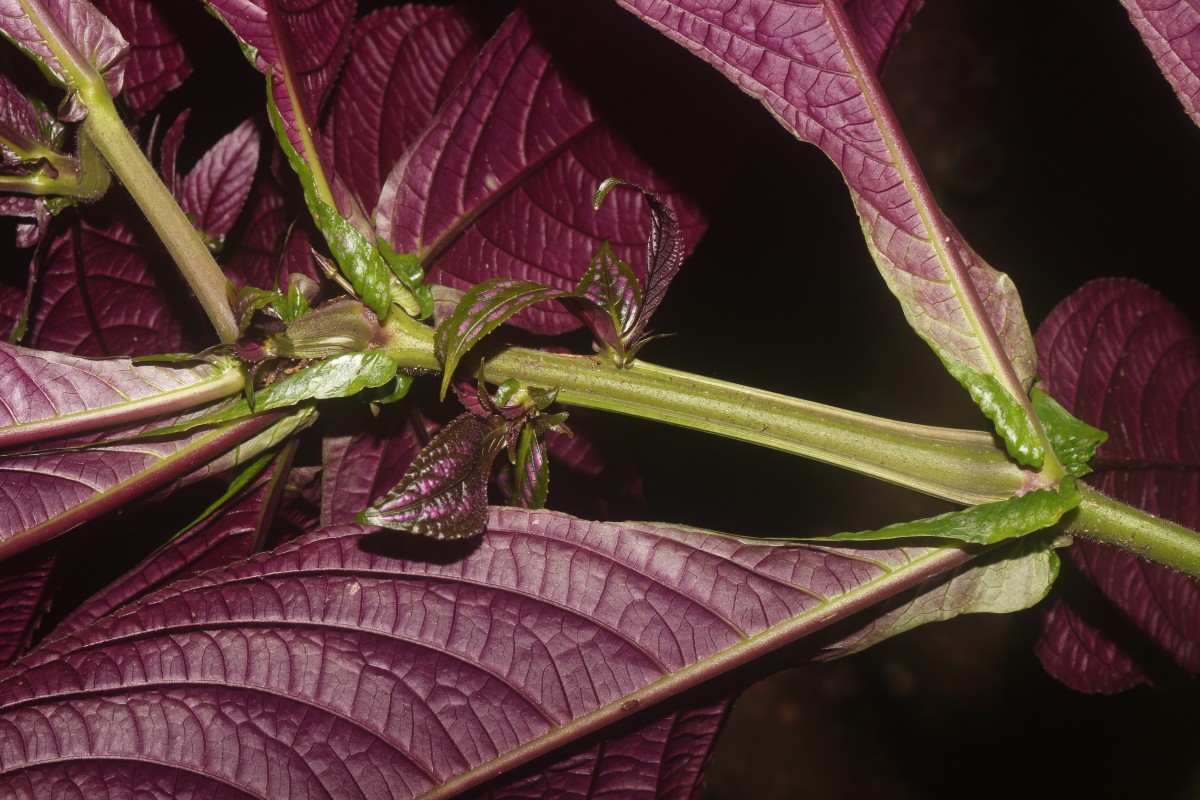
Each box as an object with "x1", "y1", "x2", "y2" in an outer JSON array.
[
  {"x1": 0, "y1": 508, "x2": 1055, "y2": 797},
  {"x1": 54, "y1": 446, "x2": 299, "y2": 637},
  {"x1": 573, "y1": 241, "x2": 642, "y2": 354},
  {"x1": 26, "y1": 212, "x2": 200, "y2": 356},
  {"x1": 0, "y1": 545, "x2": 56, "y2": 663},
  {"x1": 374, "y1": 7, "x2": 709, "y2": 335},
  {"x1": 0, "y1": 0, "x2": 128, "y2": 121},
  {"x1": 434, "y1": 278, "x2": 574, "y2": 397},
  {"x1": 613, "y1": 0, "x2": 1045, "y2": 465},
  {"x1": 1035, "y1": 278, "x2": 1200, "y2": 692},
  {"x1": 180, "y1": 117, "x2": 260, "y2": 243},
  {"x1": 1120, "y1": 0, "x2": 1200, "y2": 126},
  {"x1": 0, "y1": 71, "x2": 64, "y2": 246},
  {"x1": 203, "y1": 0, "x2": 353, "y2": 163},
  {"x1": 0, "y1": 409, "x2": 288, "y2": 562},
  {"x1": 843, "y1": 0, "x2": 924, "y2": 72},
  {"x1": 94, "y1": 0, "x2": 191, "y2": 114},
  {"x1": 320, "y1": 402, "x2": 434, "y2": 527},
  {"x1": 222, "y1": 177, "x2": 320, "y2": 291},
  {"x1": 156, "y1": 108, "x2": 187, "y2": 196},
  {"x1": 323, "y1": 5, "x2": 484, "y2": 210},
  {"x1": 0, "y1": 341, "x2": 242, "y2": 449},
  {"x1": 358, "y1": 412, "x2": 504, "y2": 539}
]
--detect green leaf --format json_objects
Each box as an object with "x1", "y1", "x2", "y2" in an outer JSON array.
[
  {"x1": 377, "y1": 237, "x2": 434, "y2": 319},
  {"x1": 1031, "y1": 387, "x2": 1107, "y2": 477},
  {"x1": 266, "y1": 86, "x2": 391, "y2": 317},
  {"x1": 272, "y1": 281, "x2": 312, "y2": 325},
  {"x1": 814, "y1": 480, "x2": 1080, "y2": 546},
  {"x1": 254, "y1": 352, "x2": 398, "y2": 412},
  {"x1": 434, "y1": 279, "x2": 572, "y2": 398},
  {"x1": 512, "y1": 425, "x2": 549, "y2": 510},
  {"x1": 936, "y1": 350, "x2": 1045, "y2": 468}
]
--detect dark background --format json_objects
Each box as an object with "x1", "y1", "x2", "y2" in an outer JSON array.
[{"x1": 612, "y1": 1, "x2": 1200, "y2": 798}]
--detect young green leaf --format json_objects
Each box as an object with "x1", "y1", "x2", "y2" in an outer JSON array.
[
  {"x1": 266, "y1": 89, "x2": 392, "y2": 317},
  {"x1": 1031, "y1": 387, "x2": 1107, "y2": 478},
  {"x1": 358, "y1": 412, "x2": 506, "y2": 539},
  {"x1": 512, "y1": 424, "x2": 549, "y2": 510},
  {"x1": 812, "y1": 481, "x2": 1080, "y2": 546},
  {"x1": 434, "y1": 278, "x2": 573, "y2": 397},
  {"x1": 253, "y1": 351, "x2": 397, "y2": 412}
]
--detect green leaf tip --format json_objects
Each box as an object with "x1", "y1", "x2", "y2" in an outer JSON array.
[
  {"x1": 1030, "y1": 387, "x2": 1107, "y2": 477},
  {"x1": 936, "y1": 351, "x2": 1045, "y2": 468}
]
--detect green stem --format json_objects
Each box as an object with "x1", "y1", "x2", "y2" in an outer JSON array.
[
  {"x1": 79, "y1": 89, "x2": 239, "y2": 343},
  {"x1": 1068, "y1": 487, "x2": 1200, "y2": 577}
]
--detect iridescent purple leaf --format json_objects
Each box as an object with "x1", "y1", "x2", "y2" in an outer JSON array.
[
  {"x1": 1035, "y1": 278, "x2": 1200, "y2": 692},
  {"x1": 434, "y1": 278, "x2": 573, "y2": 397},
  {"x1": 0, "y1": 0, "x2": 128, "y2": 120},
  {"x1": 358, "y1": 412, "x2": 503, "y2": 539},
  {"x1": 614, "y1": 0, "x2": 1045, "y2": 466},
  {"x1": 572, "y1": 241, "x2": 641, "y2": 353},
  {"x1": 94, "y1": 0, "x2": 191, "y2": 114},
  {"x1": 180, "y1": 117, "x2": 260, "y2": 243},
  {"x1": 374, "y1": 7, "x2": 708, "y2": 335},
  {"x1": 323, "y1": 5, "x2": 483, "y2": 210},
  {"x1": 0, "y1": 508, "x2": 1055, "y2": 797},
  {"x1": 1120, "y1": 0, "x2": 1200, "y2": 126},
  {"x1": 320, "y1": 402, "x2": 434, "y2": 526}
]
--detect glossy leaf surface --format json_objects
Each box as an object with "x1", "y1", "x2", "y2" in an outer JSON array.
[
  {"x1": 1035, "y1": 279, "x2": 1200, "y2": 691},
  {"x1": 0, "y1": 508, "x2": 1055, "y2": 797}
]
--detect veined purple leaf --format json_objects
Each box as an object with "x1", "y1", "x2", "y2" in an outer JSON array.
[
  {"x1": 0, "y1": 508, "x2": 1055, "y2": 798},
  {"x1": 0, "y1": 409, "x2": 286, "y2": 562},
  {"x1": 320, "y1": 401, "x2": 434, "y2": 527},
  {"x1": 93, "y1": 0, "x2": 191, "y2": 115},
  {"x1": 222, "y1": 176, "x2": 319, "y2": 291},
  {"x1": 0, "y1": 341, "x2": 243, "y2": 448},
  {"x1": 843, "y1": 0, "x2": 924, "y2": 72},
  {"x1": 0, "y1": 545, "x2": 56, "y2": 663},
  {"x1": 1035, "y1": 279, "x2": 1200, "y2": 692},
  {"x1": 1120, "y1": 0, "x2": 1200, "y2": 125},
  {"x1": 26, "y1": 212, "x2": 201, "y2": 356},
  {"x1": 573, "y1": 241, "x2": 642, "y2": 354},
  {"x1": 434, "y1": 278, "x2": 573, "y2": 397},
  {"x1": 55, "y1": 443, "x2": 298, "y2": 637},
  {"x1": 323, "y1": 5, "x2": 484, "y2": 211},
  {"x1": 358, "y1": 412, "x2": 505, "y2": 539},
  {"x1": 374, "y1": 7, "x2": 708, "y2": 335},
  {"x1": 0, "y1": 0, "x2": 128, "y2": 121},
  {"x1": 180, "y1": 117, "x2": 260, "y2": 244},
  {"x1": 613, "y1": 0, "x2": 1046, "y2": 466},
  {"x1": 203, "y1": 0, "x2": 352, "y2": 161}
]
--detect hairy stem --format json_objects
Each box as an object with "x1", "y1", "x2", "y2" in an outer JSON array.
[
  {"x1": 1067, "y1": 487, "x2": 1200, "y2": 577},
  {"x1": 79, "y1": 90, "x2": 239, "y2": 343}
]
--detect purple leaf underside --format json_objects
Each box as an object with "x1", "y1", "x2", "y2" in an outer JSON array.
[
  {"x1": 1035, "y1": 278, "x2": 1200, "y2": 692},
  {"x1": 203, "y1": 0, "x2": 353, "y2": 161},
  {"x1": 1120, "y1": 0, "x2": 1200, "y2": 126},
  {"x1": 374, "y1": 7, "x2": 709, "y2": 335},
  {"x1": 0, "y1": 507, "x2": 1053, "y2": 798},
  {"x1": 94, "y1": 0, "x2": 191, "y2": 114},
  {"x1": 0, "y1": 0, "x2": 128, "y2": 120},
  {"x1": 179, "y1": 117, "x2": 261, "y2": 242},
  {"x1": 0, "y1": 545, "x2": 57, "y2": 664},
  {"x1": 612, "y1": 0, "x2": 1037, "y2": 407},
  {"x1": 323, "y1": 5, "x2": 484, "y2": 211}
]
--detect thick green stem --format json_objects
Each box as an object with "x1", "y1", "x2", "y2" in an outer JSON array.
[
  {"x1": 79, "y1": 90, "x2": 239, "y2": 343},
  {"x1": 1067, "y1": 487, "x2": 1200, "y2": 577}
]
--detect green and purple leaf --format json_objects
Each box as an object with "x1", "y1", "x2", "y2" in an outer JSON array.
[
  {"x1": 0, "y1": 509, "x2": 1055, "y2": 797},
  {"x1": 357, "y1": 412, "x2": 504, "y2": 540},
  {"x1": 434, "y1": 278, "x2": 573, "y2": 397},
  {"x1": 0, "y1": 0, "x2": 128, "y2": 120},
  {"x1": 1035, "y1": 279, "x2": 1200, "y2": 692},
  {"x1": 511, "y1": 423, "x2": 550, "y2": 510},
  {"x1": 1120, "y1": 0, "x2": 1200, "y2": 125},
  {"x1": 573, "y1": 241, "x2": 642, "y2": 353},
  {"x1": 613, "y1": 0, "x2": 1046, "y2": 465},
  {"x1": 373, "y1": 7, "x2": 709, "y2": 335}
]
